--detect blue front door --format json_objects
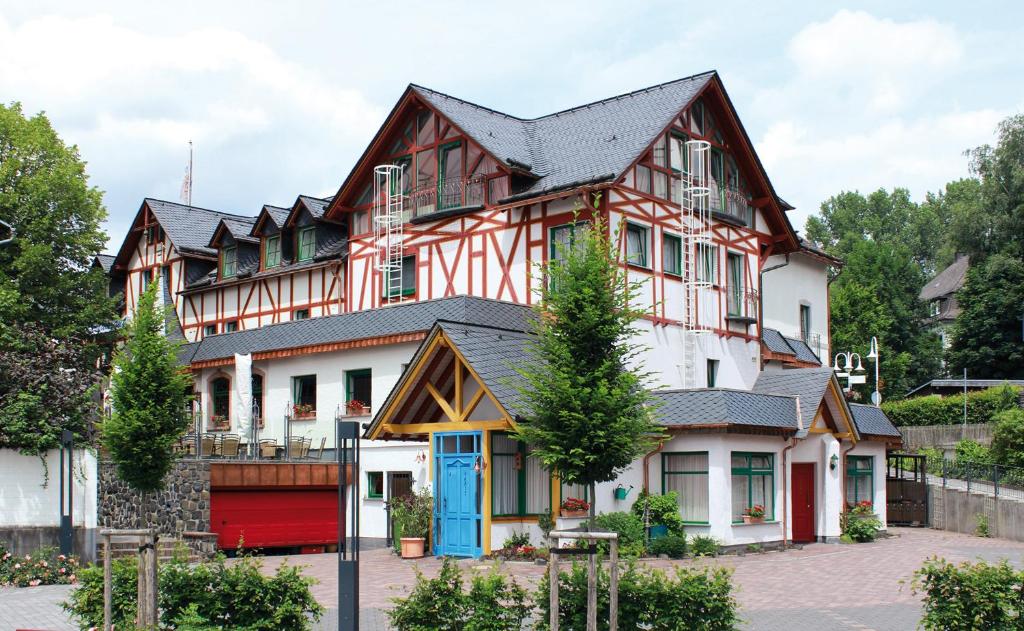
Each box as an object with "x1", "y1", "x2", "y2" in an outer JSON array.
[{"x1": 434, "y1": 432, "x2": 482, "y2": 558}]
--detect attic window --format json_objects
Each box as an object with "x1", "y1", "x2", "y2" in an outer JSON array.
[
  {"x1": 297, "y1": 227, "x2": 315, "y2": 262},
  {"x1": 264, "y1": 235, "x2": 281, "y2": 268},
  {"x1": 221, "y1": 246, "x2": 237, "y2": 278}
]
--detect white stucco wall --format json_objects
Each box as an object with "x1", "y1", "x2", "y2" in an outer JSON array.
[
  {"x1": 761, "y1": 252, "x2": 830, "y2": 359},
  {"x1": 0, "y1": 449, "x2": 97, "y2": 529}
]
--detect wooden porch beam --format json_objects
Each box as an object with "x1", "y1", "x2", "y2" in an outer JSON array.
[
  {"x1": 459, "y1": 387, "x2": 487, "y2": 422},
  {"x1": 382, "y1": 420, "x2": 510, "y2": 435},
  {"x1": 426, "y1": 381, "x2": 459, "y2": 422}
]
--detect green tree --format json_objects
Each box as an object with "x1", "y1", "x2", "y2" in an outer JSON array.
[
  {"x1": 0, "y1": 102, "x2": 115, "y2": 339},
  {"x1": 103, "y1": 280, "x2": 191, "y2": 493},
  {"x1": 990, "y1": 408, "x2": 1024, "y2": 469},
  {"x1": 946, "y1": 254, "x2": 1024, "y2": 379},
  {"x1": 511, "y1": 204, "x2": 663, "y2": 524},
  {"x1": 959, "y1": 114, "x2": 1024, "y2": 260}
]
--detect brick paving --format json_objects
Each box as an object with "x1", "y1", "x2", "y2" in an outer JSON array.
[{"x1": 7, "y1": 528, "x2": 1024, "y2": 630}]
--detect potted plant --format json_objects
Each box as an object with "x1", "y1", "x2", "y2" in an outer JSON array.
[
  {"x1": 743, "y1": 504, "x2": 766, "y2": 524},
  {"x1": 346, "y1": 399, "x2": 368, "y2": 416},
  {"x1": 560, "y1": 497, "x2": 590, "y2": 518},
  {"x1": 292, "y1": 403, "x2": 316, "y2": 419},
  {"x1": 210, "y1": 415, "x2": 229, "y2": 430},
  {"x1": 392, "y1": 488, "x2": 433, "y2": 559}
]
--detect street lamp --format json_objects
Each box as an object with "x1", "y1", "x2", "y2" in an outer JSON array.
[
  {"x1": 866, "y1": 336, "x2": 881, "y2": 406},
  {"x1": 832, "y1": 351, "x2": 865, "y2": 391}
]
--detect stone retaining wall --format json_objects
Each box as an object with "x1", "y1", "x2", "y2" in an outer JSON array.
[
  {"x1": 98, "y1": 460, "x2": 211, "y2": 536},
  {"x1": 929, "y1": 484, "x2": 1024, "y2": 542}
]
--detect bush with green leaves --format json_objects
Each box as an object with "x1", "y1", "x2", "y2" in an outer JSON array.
[
  {"x1": 535, "y1": 559, "x2": 738, "y2": 630},
  {"x1": 387, "y1": 557, "x2": 531, "y2": 631},
  {"x1": 955, "y1": 438, "x2": 992, "y2": 464},
  {"x1": 882, "y1": 385, "x2": 1020, "y2": 427},
  {"x1": 976, "y1": 513, "x2": 991, "y2": 537},
  {"x1": 913, "y1": 557, "x2": 1023, "y2": 630},
  {"x1": 391, "y1": 487, "x2": 433, "y2": 543},
  {"x1": 916, "y1": 447, "x2": 945, "y2": 475},
  {"x1": 593, "y1": 511, "x2": 645, "y2": 557},
  {"x1": 63, "y1": 552, "x2": 323, "y2": 630},
  {"x1": 648, "y1": 534, "x2": 687, "y2": 559},
  {"x1": 991, "y1": 408, "x2": 1024, "y2": 469},
  {"x1": 501, "y1": 531, "x2": 531, "y2": 550},
  {"x1": 0, "y1": 543, "x2": 80, "y2": 587},
  {"x1": 631, "y1": 490, "x2": 684, "y2": 535},
  {"x1": 843, "y1": 513, "x2": 882, "y2": 543},
  {"x1": 690, "y1": 535, "x2": 720, "y2": 557}
]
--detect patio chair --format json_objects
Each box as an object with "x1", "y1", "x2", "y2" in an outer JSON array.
[
  {"x1": 183, "y1": 434, "x2": 197, "y2": 456},
  {"x1": 259, "y1": 439, "x2": 278, "y2": 459},
  {"x1": 200, "y1": 434, "x2": 216, "y2": 457},
  {"x1": 300, "y1": 437, "x2": 313, "y2": 459},
  {"x1": 220, "y1": 434, "x2": 241, "y2": 458},
  {"x1": 315, "y1": 436, "x2": 327, "y2": 460},
  {"x1": 288, "y1": 436, "x2": 305, "y2": 459}
]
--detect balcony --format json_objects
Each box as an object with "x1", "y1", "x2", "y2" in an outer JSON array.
[
  {"x1": 802, "y1": 332, "x2": 823, "y2": 360},
  {"x1": 407, "y1": 175, "x2": 487, "y2": 223},
  {"x1": 709, "y1": 185, "x2": 753, "y2": 227},
  {"x1": 726, "y1": 288, "x2": 759, "y2": 325}
]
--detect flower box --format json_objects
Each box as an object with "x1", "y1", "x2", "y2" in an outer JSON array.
[
  {"x1": 742, "y1": 515, "x2": 765, "y2": 525},
  {"x1": 561, "y1": 510, "x2": 589, "y2": 519}
]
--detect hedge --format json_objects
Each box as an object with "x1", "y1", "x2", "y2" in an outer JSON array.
[{"x1": 881, "y1": 385, "x2": 1020, "y2": 427}]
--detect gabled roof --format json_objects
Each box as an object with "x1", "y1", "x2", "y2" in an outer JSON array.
[
  {"x1": 920, "y1": 255, "x2": 969, "y2": 302},
  {"x1": 112, "y1": 198, "x2": 253, "y2": 269},
  {"x1": 285, "y1": 195, "x2": 334, "y2": 228},
  {"x1": 439, "y1": 322, "x2": 535, "y2": 419},
  {"x1": 250, "y1": 204, "x2": 292, "y2": 236},
  {"x1": 752, "y1": 368, "x2": 843, "y2": 429},
  {"x1": 761, "y1": 328, "x2": 822, "y2": 366},
  {"x1": 650, "y1": 389, "x2": 799, "y2": 431},
  {"x1": 184, "y1": 295, "x2": 535, "y2": 365},
  {"x1": 849, "y1": 403, "x2": 901, "y2": 438},
  {"x1": 209, "y1": 216, "x2": 258, "y2": 248},
  {"x1": 92, "y1": 253, "x2": 116, "y2": 274}
]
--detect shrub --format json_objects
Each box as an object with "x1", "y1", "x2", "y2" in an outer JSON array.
[
  {"x1": 690, "y1": 535, "x2": 720, "y2": 557},
  {"x1": 392, "y1": 487, "x2": 433, "y2": 541},
  {"x1": 0, "y1": 544, "x2": 80, "y2": 587},
  {"x1": 917, "y1": 447, "x2": 945, "y2": 475},
  {"x1": 913, "y1": 557, "x2": 1023, "y2": 630},
  {"x1": 976, "y1": 513, "x2": 991, "y2": 538},
  {"x1": 843, "y1": 509, "x2": 882, "y2": 543},
  {"x1": 991, "y1": 408, "x2": 1024, "y2": 469},
  {"x1": 63, "y1": 553, "x2": 323, "y2": 630},
  {"x1": 535, "y1": 559, "x2": 738, "y2": 630},
  {"x1": 955, "y1": 438, "x2": 991, "y2": 464},
  {"x1": 593, "y1": 511, "x2": 645, "y2": 557},
  {"x1": 882, "y1": 385, "x2": 1020, "y2": 427},
  {"x1": 630, "y1": 490, "x2": 684, "y2": 535},
  {"x1": 388, "y1": 557, "x2": 530, "y2": 631},
  {"x1": 648, "y1": 534, "x2": 687, "y2": 559},
  {"x1": 501, "y1": 531, "x2": 531, "y2": 550}
]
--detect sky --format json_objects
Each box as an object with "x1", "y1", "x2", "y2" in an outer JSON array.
[{"x1": 1, "y1": 1, "x2": 1022, "y2": 252}]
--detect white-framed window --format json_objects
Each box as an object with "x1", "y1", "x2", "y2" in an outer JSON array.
[{"x1": 663, "y1": 452, "x2": 709, "y2": 523}]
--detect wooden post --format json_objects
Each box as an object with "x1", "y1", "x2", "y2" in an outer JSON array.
[
  {"x1": 549, "y1": 535, "x2": 559, "y2": 631},
  {"x1": 609, "y1": 537, "x2": 619, "y2": 631},
  {"x1": 587, "y1": 535, "x2": 597, "y2": 631},
  {"x1": 102, "y1": 534, "x2": 111, "y2": 631}
]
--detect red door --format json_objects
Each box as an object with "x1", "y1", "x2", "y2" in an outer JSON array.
[
  {"x1": 210, "y1": 490, "x2": 339, "y2": 550},
  {"x1": 791, "y1": 463, "x2": 816, "y2": 543}
]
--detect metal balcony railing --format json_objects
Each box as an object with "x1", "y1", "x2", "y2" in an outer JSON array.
[
  {"x1": 803, "y1": 332, "x2": 823, "y2": 359},
  {"x1": 726, "y1": 288, "x2": 759, "y2": 322},
  {"x1": 407, "y1": 175, "x2": 487, "y2": 219}
]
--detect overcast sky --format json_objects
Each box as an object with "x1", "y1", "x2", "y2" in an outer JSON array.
[{"x1": 2, "y1": 1, "x2": 1021, "y2": 252}]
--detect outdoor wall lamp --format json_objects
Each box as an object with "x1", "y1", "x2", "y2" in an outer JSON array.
[
  {"x1": 830, "y1": 454, "x2": 839, "y2": 471},
  {"x1": 474, "y1": 456, "x2": 487, "y2": 472},
  {"x1": 414, "y1": 450, "x2": 427, "y2": 464}
]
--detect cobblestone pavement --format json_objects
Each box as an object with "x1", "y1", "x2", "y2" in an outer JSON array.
[{"x1": 7, "y1": 528, "x2": 1024, "y2": 630}]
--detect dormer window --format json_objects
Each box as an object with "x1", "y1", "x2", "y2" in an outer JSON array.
[
  {"x1": 930, "y1": 300, "x2": 941, "y2": 317},
  {"x1": 221, "y1": 246, "x2": 237, "y2": 278},
  {"x1": 297, "y1": 227, "x2": 315, "y2": 262},
  {"x1": 264, "y1": 235, "x2": 281, "y2": 269}
]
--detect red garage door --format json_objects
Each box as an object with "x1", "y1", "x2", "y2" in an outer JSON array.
[{"x1": 211, "y1": 489, "x2": 339, "y2": 550}]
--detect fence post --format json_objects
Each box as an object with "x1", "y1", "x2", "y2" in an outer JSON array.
[
  {"x1": 610, "y1": 537, "x2": 619, "y2": 631},
  {"x1": 994, "y1": 465, "x2": 999, "y2": 499},
  {"x1": 942, "y1": 458, "x2": 947, "y2": 488},
  {"x1": 587, "y1": 535, "x2": 597, "y2": 631},
  {"x1": 967, "y1": 462, "x2": 971, "y2": 493},
  {"x1": 549, "y1": 535, "x2": 559, "y2": 631}
]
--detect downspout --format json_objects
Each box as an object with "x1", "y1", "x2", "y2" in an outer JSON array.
[
  {"x1": 642, "y1": 438, "x2": 667, "y2": 493},
  {"x1": 782, "y1": 395, "x2": 804, "y2": 548}
]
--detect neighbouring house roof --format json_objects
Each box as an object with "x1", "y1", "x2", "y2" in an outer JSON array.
[
  {"x1": 650, "y1": 389, "x2": 799, "y2": 431},
  {"x1": 920, "y1": 255, "x2": 969, "y2": 302},
  {"x1": 848, "y1": 403, "x2": 901, "y2": 438},
  {"x1": 761, "y1": 328, "x2": 822, "y2": 366},
  {"x1": 906, "y1": 379, "x2": 1024, "y2": 398},
  {"x1": 209, "y1": 217, "x2": 259, "y2": 248},
  {"x1": 752, "y1": 367, "x2": 838, "y2": 428},
  {"x1": 183, "y1": 295, "x2": 535, "y2": 365},
  {"x1": 797, "y1": 236, "x2": 844, "y2": 266},
  {"x1": 92, "y1": 253, "x2": 116, "y2": 274}
]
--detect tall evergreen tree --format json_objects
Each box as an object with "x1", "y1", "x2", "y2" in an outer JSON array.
[
  {"x1": 511, "y1": 203, "x2": 663, "y2": 524},
  {"x1": 104, "y1": 281, "x2": 191, "y2": 492}
]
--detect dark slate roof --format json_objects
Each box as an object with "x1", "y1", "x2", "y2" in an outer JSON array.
[
  {"x1": 849, "y1": 403, "x2": 901, "y2": 438},
  {"x1": 762, "y1": 328, "x2": 796, "y2": 356},
  {"x1": 263, "y1": 205, "x2": 291, "y2": 228},
  {"x1": 798, "y1": 236, "x2": 843, "y2": 265},
  {"x1": 93, "y1": 254, "x2": 116, "y2": 273},
  {"x1": 650, "y1": 389, "x2": 799, "y2": 430},
  {"x1": 752, "y1": 368, "x2": 836, "y2": 426},
  {"x1": 178, "y1": 342, "x2": 199, "y2": 365},
  {"x1": 185, "y1": 296, "x2": 534, "y2": 364},
  {"x1": 213, "y1": 217, "x2": 258, "y2": 246},
  {"x1": 144, "y1": 198, "x2": 252, "y2": 257},
  {"x1": 783, "y1": 337, "x2": 822, "y2": 365},
  {"x1": 163, "y1": 272, "x2": 186, "y2": 342},
  {"x1": 438, "y1": 322, "x2": 535, "y2": 419},
  {"x1": 920, "y1": 255, "x2": 969, "y2": 301},
  {"x1": 298, "y1": 195, "x2": 331, "y2": 220},
  {"x1": 411, "y1": 71, "x2": 716, "y2": 199}
]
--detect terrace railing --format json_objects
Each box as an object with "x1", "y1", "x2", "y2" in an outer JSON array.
[
  {"x1": 726, "y1": 288, "x2": 759, "y2": 323},
  {"x1": 407, "y1": 175, "x2": 487, "y2": 219},
  {"x1": 935, "y1": 457, "x2": 1024, "y2": 503}
]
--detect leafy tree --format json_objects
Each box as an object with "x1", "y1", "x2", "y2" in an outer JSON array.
[
  {"x1": 921, "y1": 178, "x2": 983, "y2": 270},
  {"x1": 511, "y1": 205, "x2": 663, "y2": 524},
  {"x1": 0, "y1": 102, "x2": 115, "y2": 339},
  {"x1": 103, "y1": 280, "x2": 191, "y2": 493},
  {"x1": 990, "y1": 408, "x2": 1024, "y2": 470},
  {"x1": 959, "y1": 114, "x2": 1024, "y2": 260},
  {"x1": 946, "y1": 254, "x2": 1024, "y2": 379}
]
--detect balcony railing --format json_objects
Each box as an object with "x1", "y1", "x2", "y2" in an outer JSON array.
[
  {"x1": 726, "y1": 288, "x2": 759, "y2": 323},
  {"x1": 406, "y1": 175, "x2": 487, "y2": 220},
  {"x1": 802, "y1": 332, "x2": 823, "y2": 360}
]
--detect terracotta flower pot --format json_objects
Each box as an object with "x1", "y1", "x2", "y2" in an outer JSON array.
[
  {"x1": 561, "y1": 510, "x2": 589, "y2": 519},
  {"x1": 400, "y1": 537, "x2": 425, "y2": 559},
  {"x1": 743, "y1": 515, "x2": 764, "y2": 524}
]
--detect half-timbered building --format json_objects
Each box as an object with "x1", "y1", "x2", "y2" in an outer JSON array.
[{"x1": 101, "y1": 70, "x2": 899, "y2": 554}]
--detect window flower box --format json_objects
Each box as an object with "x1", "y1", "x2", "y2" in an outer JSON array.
[
  {"x1": 345, "y1": 399, "x2": 369, "y2": 416},
  {"x1": 209, "y1": 415, "x2": 229, "y2": 431},
  {"x1": 560, "y1": 497, "x2": 590, "y2": 518},
  {"x1": 292, "y1": 404, "x2": 316, "y2": 420},
  {"x1": 743, "y1": 504, "x2": 766, "y2": 524}
]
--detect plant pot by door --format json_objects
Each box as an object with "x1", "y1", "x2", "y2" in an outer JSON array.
[
  {"x1": 400, "y1": 537, "x2": 425, "y2": 559},
  {"x1": 742, "y1": 516, "x2": 764, "y2": 524}
]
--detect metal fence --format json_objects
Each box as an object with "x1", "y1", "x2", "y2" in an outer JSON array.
[{"x1": 938, "y1": 458, "x2": 1024, "y2": 502}]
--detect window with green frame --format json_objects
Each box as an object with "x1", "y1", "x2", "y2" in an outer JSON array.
[
  {"x1": 297, "y1": 226, "x2": 315, "y2": 262},
  {"x1": 662, "y1": 452, "x2": 709, "y2": 523},
  {"x1": 662, "y1": 233, "x2": 682, "y2": 275},
  {"x1": 731, "y1": 452, "x2": 774, "y2": 522},
  {"x1": 845, "y1": 456, "x2": 874, "y2": 507},
  {"x1": 697, "y1": 243, "x2": 718, "y2": 284},
  {"x1": 367, "y1": 471, "x2": 384, "y2": 499},
  {"x1": 291, "y1": 374, "x2": 316, "y2": 413},
  {"x1": 727, "y1": 252, "x2": 744, "y2": 315},
  {"x1": 264, "y1": 234, "x2": 281, "y2": 268},
  {"x1": 346, "y1": 369, "x2": 371, "y2": 409},
  {"x1": 438, "y1": 141, "x2": 462, "y2": 209},
  {"x1": 491, "y1": 433, "x2": 550, "y2": 517},
  {"x1": 625, "y1": 223, "x2": 649, "y2": 268},
  {"x1": 549, "y1": 222, "x2": 589, "y2": 262},
  {"x1": 385, "y1": 255, "x2": 416, "y2": 298},
  {"x1": 221, "y1": 246, "x2": 237, "y2": 278}
]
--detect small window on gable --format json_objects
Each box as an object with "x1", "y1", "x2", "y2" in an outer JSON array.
[
  {"x1": 297, "y1": 227, "x2": 315, "y2": 262},
  {"x1": 225, "y1": 320, "x2": 238, "y2": 333},
  {"x1": 294, "y1": 308, "x2": 310, "y2": 320},
  {"x1": 203, "y1": 324, "x2": 217, "y2": 336},
  {"x1": 141, "y1": 269, "x2": 153, "y2": 291},
  {"x1": 636, "y1": 165, "x2": 652, "y2": 194},
  {"x1": 690, "y1": 99, "x2": 705, "y2": 136},
  {"x1": 416, "y1": 110, "x2": 435, "y2": 146},
  {"x1": 351, "y1": 210, "x2": 369, "y2": 236},
  {"x1": 264, "y1": 235, "x2": 281, "y2": 269},
  {"x1": 221, "y1": 246, "x2": 237, "y2": 278},
  {"x1": 625, "y1": 224, "x2": 649, "y2": 268},
  {"x1": 652, "y1": 135, "x2": 668, "y2": 168}
]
